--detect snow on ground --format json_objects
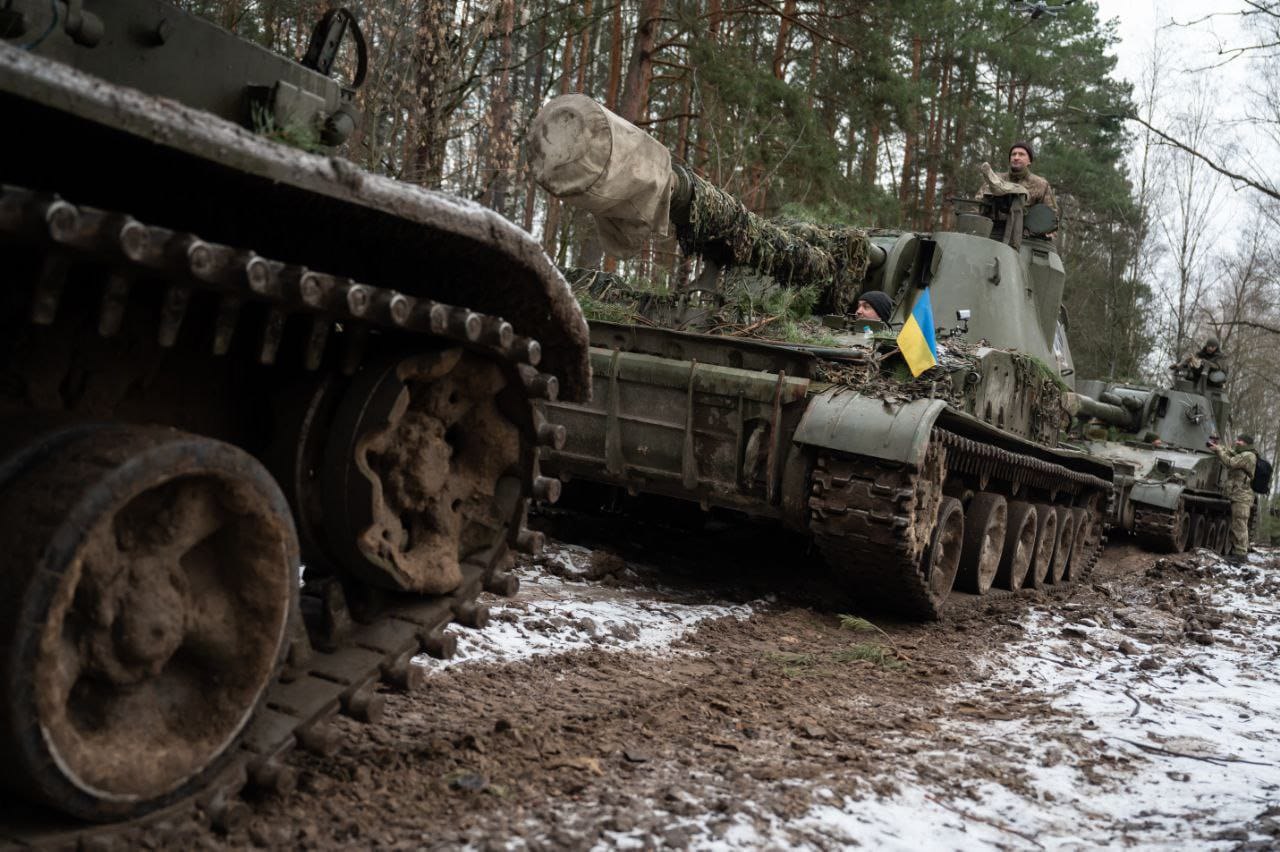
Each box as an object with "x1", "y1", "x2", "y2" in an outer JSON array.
[
  {"x1": 420, "y1": 540, "x2": 1280, "y2": 849},
  {"x1": 766, "y1": 552, "x2": 1280, "y2": 851},
  {"x1": 417, "y1": 543, "x2": 758, "y2": 670}
]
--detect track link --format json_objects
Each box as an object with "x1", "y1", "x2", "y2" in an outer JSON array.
[{"x1": 810, "y1": 428, "x2": 1111, "y2": 618}]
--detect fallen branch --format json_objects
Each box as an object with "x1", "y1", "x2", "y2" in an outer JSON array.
[
  {"x1": 924, "y1": 794, "x2": 1046, "y2": 848},
  {"x1": 1117, "y1": 737, "x2": 1273, "y2": 767},
  {"x1": 1028, "y1": 653, "x2": 1089, "y2": 671},
  {"x1": 1124, "y1": 689, "x2": 1142, "y2": 718}
]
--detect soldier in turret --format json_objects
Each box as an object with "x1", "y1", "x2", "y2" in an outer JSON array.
[
  {"x1": 978, "y1": 141, "x2": 1058, "y2": 240},
  {"x1": 1170, "y1": 337, "x2": 1227, "y2": 380},
  {"x1": 1001, "y1": 141, "x2": 1058, "y2": 217},
  {"x1": 1211, "y1": 433, "x2": 1258, "y2": 560}
]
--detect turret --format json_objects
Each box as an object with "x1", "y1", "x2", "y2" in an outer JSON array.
[{"x1": 1068, "y1": 380, "x2": 1223, "y2": 450}]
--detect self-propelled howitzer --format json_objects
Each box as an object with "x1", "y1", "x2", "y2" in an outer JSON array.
[
  {"x1": 530, "y1": 95, "x2": 1112, "y2": 620},
  {"x1": 1065, "y1": 368, "x2": 1236, "y2": 553},
  {"x1": 0, "y1": 4, "x2": 587, "y2": 839}
]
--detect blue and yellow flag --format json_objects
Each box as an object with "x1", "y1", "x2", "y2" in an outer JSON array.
[{"x1": 897, "y1": 288, "x2": 938, "y2": 377}]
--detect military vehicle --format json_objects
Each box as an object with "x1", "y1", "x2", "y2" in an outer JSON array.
[
  {"x1": 528, "y1": 94, "x2": 1112, "y2": 621},
  {"x1": 1066, "y1": 365, "x2": 1234, "y2": 553},
  {"x1": 0, "y1": 3, "x2": 586, "y2": 843}
]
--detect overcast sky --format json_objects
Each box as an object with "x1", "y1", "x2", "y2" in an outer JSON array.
[
  {"x1": 1091, "y1": 0, "x2": 1270, "y2": 237},
  {"x1": 1094, "y1": 0, "x2": 1257, "y2": 91}
]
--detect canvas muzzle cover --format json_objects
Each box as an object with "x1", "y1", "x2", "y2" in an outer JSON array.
[{"x1": 528, "y1": 94, "x2": 674, "y2": 257}]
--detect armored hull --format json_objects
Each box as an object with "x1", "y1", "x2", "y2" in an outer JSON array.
[
  {"x1": 0, "y1": 5, "x2": 586, "y2": 843},
  {"x1": 525, "y1": 93, "x2": 1112, "y2": 620}
]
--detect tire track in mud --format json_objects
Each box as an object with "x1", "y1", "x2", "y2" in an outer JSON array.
[{"x1": 146, "y1": 538, "x2": 1280, "y2": 850}]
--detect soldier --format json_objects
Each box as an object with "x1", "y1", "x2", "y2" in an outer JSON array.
[
  {"x1": 852, "y1": 290, "x2": 892, "y2": 323},
  {"x1": 1002, "y1": 141, "x2": 1058, "y2": 218},
  {"x1": 1211, "y1": 433, "x2": 1258, "y2": 560},
  {"x1": 1170, "y1": 336, "x2": 1227, "y2": 380}
]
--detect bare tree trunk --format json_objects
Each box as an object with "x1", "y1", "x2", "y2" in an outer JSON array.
[
  {"x1": 480, "y1": 0, "x2": 517, "y2": 211},
  {"x1": 606, "y1": 0, "x2": 624, "y2": 109},
  {"x1": 921, "y1": 46, "x2": 951, "y2": 229},
  {"x1": 898, "y1": 34, "x2": 923, "y2": 219},
  {"x1": 771, "y1": 0, "x2": 796, "y2": 79},
  {"x1": 412, "y1": 0, "x2": 457, "y2": 188},
  {"x1": 576, "y1": 0, "x2": 595, "y2": 92},
  {"x1": 861, "y1": 121, "x2": 880, "y2": 185},
  {"x1": 523, "y1": 15, "x2": 549, "y2": 232},
  {"x1": 618, "y1": 0, "x2": 664, "y2": 123}
]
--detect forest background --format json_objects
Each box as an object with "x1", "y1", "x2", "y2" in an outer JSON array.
[{"x1": 182, "y1": 0, "x2": 1280, "y2": 475}]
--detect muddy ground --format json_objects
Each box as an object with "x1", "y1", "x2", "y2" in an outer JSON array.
[{"x1": 192, "y1": 510, "x2": 1280, "y2": 850}]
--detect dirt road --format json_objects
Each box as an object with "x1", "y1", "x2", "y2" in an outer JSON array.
[{"x1": 183, "y1": 515, "x2": 1280, "y2": 850}]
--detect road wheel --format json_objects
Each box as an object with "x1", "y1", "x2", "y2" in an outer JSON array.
[
  {"x1": 957, "y1": 493, "x2": 1008, "y2": 594},
  {"x1": 0, "y1": 425, "x2": 296, "y2": 821},
  {"x1": 922, "y1": 497, "x2": 966, "y2": 612},
  {"x1": 1188, "y1": 513, "x2": 1206, "y2": 550},
  {"x1": 1025, "y1": 504, "x2": 1060, "y2": 589},
  {"x1": 1065, "y1": 507, "x2": 1091, "y2": 581},
  {"x1": 1047, "y1": 507, "x2": 1077, "y2": 584},
  {"x1": 996, "y1": 502, "x2": 1038, "y2": 590},
  {"x1": 319, "y1": 350, "x2": 528, "y2": 593}
]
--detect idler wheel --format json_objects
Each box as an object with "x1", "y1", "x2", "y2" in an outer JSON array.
[
  {"x1": 321, "y1": 349, "x2": 527, "y2": 593},
  {"x1": 922, "y1": 497, "x2": 965, "y2": 613},
  {"x1": 1025, "y1": 503, "x2": 1060, "y2": 589},
  {"x1": 0, "y1": 426, "x2": 296, "y2": 821},
  {"x1": 995, "y1": 502, "x2": 1038, "y2": 590},
  {"x1": 956, "y1": 492, "x2": 1007, "y2": 594},
  {"x1": 1047, "y1": 507, "x2": 1077, "y2": 584}
]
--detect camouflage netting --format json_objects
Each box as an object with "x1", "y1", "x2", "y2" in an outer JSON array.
[
  {"x1": 817, "y1": 349, "x2": 966, "y2": 406},
  {"x1": 674, "y1": 166, "x2": 872, "y2": 314},
  {"x1": 1013, "y1": 352, "x2": 1072, "y2": 441}
]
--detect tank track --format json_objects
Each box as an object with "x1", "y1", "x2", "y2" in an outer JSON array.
[
  {"x1": 0, "y1": 184, "x2": 557, "y2": 845},
  {"x1": 1134, "y1": 506, "x2": 1184, "y2": 553},
  {"x1": 810, "y1": 427, "x2": 1110, "y2": 618},
  {"x1": 1134, "y1": 498, "x2": 1229, "y2": 554},
  {"x1": 0, "y1": 184, "x2": 559, "y2": 393}
]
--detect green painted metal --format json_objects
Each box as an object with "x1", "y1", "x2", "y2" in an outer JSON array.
[
  {"x1": 793, "y1": 394, "x2": 946, "y2": 466},
  {"x1": 1071, "y1": 372, "x2": 1234, "y2": 533}
]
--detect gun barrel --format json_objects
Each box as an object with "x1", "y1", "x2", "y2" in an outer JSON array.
[
  {"x1": 1065, "y1": 393, "x2": 1138, "y2": 429},
  {"x1": 528, "y1": 94, "x2": 879, "y2": 311}
]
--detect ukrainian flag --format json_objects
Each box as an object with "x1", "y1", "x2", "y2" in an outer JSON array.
[{"x1": 898, "y1": 288, "x2": 938, "y2": 377}]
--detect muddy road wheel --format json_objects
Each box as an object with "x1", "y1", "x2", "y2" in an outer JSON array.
[
  {"x1": 996, "y1": 502, "x2": 1038, "y2": 590},
  {"x1": 0, "y1": 425, "x2": 296, "y2": 821},
  {"x1": 314, "y1": 350, "x2": 528, "y2": 594},
  {"x1": 1047, "y1": 507, "x2": 1077, "y2": 584},
  {"x1": 1064, "y1": 508, "x2": 1091, "y2": 581},
  {"x1": 922, "y1": 497, "x2": 965, "y2": 609},
  {"x1": 1025, "y1": 503, "x2": 1059, "y2": 589},
  {"x1": 957, "y1": 493, "x2": 1007, "y2": 594},
  {"x1": 1188, "y1": 514, "x2": 1206, "y2": 550}
]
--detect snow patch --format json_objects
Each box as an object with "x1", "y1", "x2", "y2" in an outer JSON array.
[
  {"x1": 418, "y1": 544, "x2": 757, "y2": 670},
  {"x1": 788, "y1": 555, "x2": 1280, "y2": 849}
]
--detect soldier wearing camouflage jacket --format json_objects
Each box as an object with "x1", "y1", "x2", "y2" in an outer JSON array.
[{"x1": 1213, "y1": 435, "x2": 1258, "y2": 557}]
